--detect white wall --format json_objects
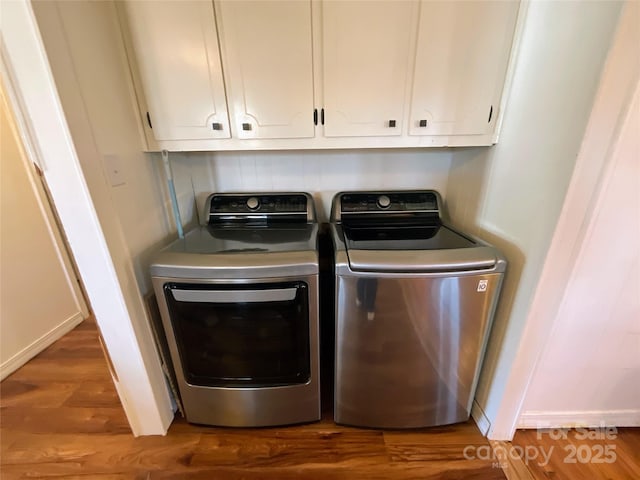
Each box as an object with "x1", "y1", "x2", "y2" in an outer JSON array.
[
  {"x1": 444, "y1": 0, "x2": 623, "y2": 438},
  {"x1": 519, "y1": 78, "x2": 640, "y2": 427},
  {"x1": 0, "y1": 81, "x2": 88, "y2": 379},
  {"x1": 188, "y1": 149, "x2": 452, "y2": 221}
]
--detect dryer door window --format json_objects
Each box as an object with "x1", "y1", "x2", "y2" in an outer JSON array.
[{"x1": 164, "y1": 282, "x2": 310, "y2": 388}]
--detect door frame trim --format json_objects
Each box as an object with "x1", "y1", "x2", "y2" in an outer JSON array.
[{"x1": 1, "y1": 0, "x2": 173, "y2": 436}]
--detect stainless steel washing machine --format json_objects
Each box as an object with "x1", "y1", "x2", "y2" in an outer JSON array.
[
  {"x1": 151, "y1": 193, "x2": 320, "y2": 427},
  {"x1": 330, "y1": 190, "x2": 506, "y2": 428}
]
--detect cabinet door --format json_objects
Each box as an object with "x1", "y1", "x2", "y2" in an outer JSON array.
[
  {"x1": 409, "y1": 1, "x2": 519, "y2": 136},
  {"x1": 215, "y1": 0, "x2": 314, "y2": 139},
  {"x1": 122, "y1": 1, "x2": 229, "y2": 141},
  {"x1": 321, "y1": 1, "x2": 417, "y2": 137}
]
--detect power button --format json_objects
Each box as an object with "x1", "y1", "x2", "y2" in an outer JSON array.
[
  {"x1": 246, "y1": 197, "x2": 260, "y2": 210},
  {"x1": 377, "y1": 195, "x2": 391, "y2": 209}
]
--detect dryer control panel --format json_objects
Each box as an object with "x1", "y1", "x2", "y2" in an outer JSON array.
[{"x1": 205, "y1": 193, "x2": 315, "y2": 225}]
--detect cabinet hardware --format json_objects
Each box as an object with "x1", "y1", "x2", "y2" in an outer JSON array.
[
  {"x1": 419, "y1": 119, "x2": 428, "y2": 127},
  {"x1": 488, "y1": 105, "x2": 493, "y2": 123},
  {"x1": 388, "y1": 120, "x2": 396, "y2": 128},
  {"x1": 146, "y1": 111, "x2": 153, "y2": 129},
  {"x1": 321, "y1": 108, "x2": 325, "y2": 125},
  {"x1": 212, "y1": 122, "x2": 223, "y2": 131},
  {"x1": 242, "y1": 123, "x2": 252, "y2": 131},
  {"x1": 313, "y1": 109, "x2": 318, "y2": 126}
]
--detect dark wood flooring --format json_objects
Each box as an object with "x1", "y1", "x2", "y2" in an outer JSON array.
[{"x1": 1, "y1": 318, "x2": 637, "y2": 479}]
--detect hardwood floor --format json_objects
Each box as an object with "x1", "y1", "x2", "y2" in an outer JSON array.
[{"x1": 1, "y1": 318, "x2": 637, "y2": 479}]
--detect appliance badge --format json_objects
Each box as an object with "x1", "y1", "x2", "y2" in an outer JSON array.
[{"x1": 477, "y1": 279, "x2": 488, "y2": 293}]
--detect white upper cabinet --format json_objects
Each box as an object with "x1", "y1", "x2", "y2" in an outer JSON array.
[
  {"x1": 215, "y1": 0, "x2": 315, "y2": 139},
  {"x1": 119, "y1": 0, "x2": 522, "y2": 150},
  {"x1": 409, "y1": 1, "x2": 520, "y2": 136},
  {"x1": 121, "y1": 1, "x2": 230, "y2": 141},
  {"x1": 320, "y1": 1, "x2": 417, "y2": 137}
]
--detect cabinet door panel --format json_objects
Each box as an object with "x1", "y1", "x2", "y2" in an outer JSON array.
[
  {"x1": 322, "y1": 1, "x2": 417, "y2": 137},
  {"x1": 216, "y1": 0, "x2": 314, "y2": 139},
  {"x1": 122, "y1": 1, "x2": 229, "y2": 141},
  {"x1": 409, "y1": 1, "x2": 519, "y2": 136}
]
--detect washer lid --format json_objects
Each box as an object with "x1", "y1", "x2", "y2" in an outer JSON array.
[
  {"x1": 342, "y1": 225, "x2": 499, "y2": 272},
  {"x1": 345, "y1": 247, "x2": 499, "y2": 272},
  {"x1": 343, "y1": 225, "x2": 476, "y2": 251}
]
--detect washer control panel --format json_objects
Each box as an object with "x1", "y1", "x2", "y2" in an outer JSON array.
[{"x1": 341, "y1": 192, "x2": 439, "y2": 213}]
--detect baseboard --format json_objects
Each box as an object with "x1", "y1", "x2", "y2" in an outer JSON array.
[
  {"x1": 472, "y1": 400, "x2": 492, "y2": 436},
  {"x1": 0, "y1": 312, "x2": 85, "y2": 380},
  {"x1": 518, "y1": 410, "x2": 640, "y2": 429}
]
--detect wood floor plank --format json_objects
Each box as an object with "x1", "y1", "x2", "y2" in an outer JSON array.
[
  {"x1": 190, "y1": 429, "x2": 388, "y2": 469},
  {"x1": 386, "y1": 443, "x2": 482, "y2": 462},
  {"x1": 6, "y1": 359, "x2": 111, "y2": 383},
  {"x1": 1, "y1": 467, "x2": 150, "y2": 480},
  {"x1": 63, "y1": 381, "x2": 122, "y2": 408},
  {"x1": 0, "y1": 380, "x2": 76, "y2": 408},
  {"x1": 36, "y1": 343, "x2": 105, "y2": 360},
  {"x1": 1, "y1": 432, "x2": 202, "y2": 470},
  {"x1": 1, "y1": 406, "x2": 131, "y2": 434},
  {"x1": 148, "y1": 467, "x2": 396, "y2": 480},
  {"x1": 147, "y1": 466, "x2": 502, "y2": 480},
  {"x1": 0, "y1": 463, "x2": 143, "y2": 480},
  {"x1": 387, "y1": 463, "x2": 506, "y2": 480}
]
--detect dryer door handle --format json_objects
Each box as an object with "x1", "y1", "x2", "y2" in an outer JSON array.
[{"x1": 171, "y1": 287, "x2": 298, "y2": 304}]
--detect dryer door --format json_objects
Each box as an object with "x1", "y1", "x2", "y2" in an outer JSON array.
[{"x1": 163, "y1": 281, "x2": 310, "y2": 388}]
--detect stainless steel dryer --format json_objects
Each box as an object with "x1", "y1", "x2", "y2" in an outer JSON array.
[
  {"x1": 330, "y1": 190, "x2": 506, "y2": 428},
  {"x1": 151, "y1": 193, "x2": 320, "y2": 427}
]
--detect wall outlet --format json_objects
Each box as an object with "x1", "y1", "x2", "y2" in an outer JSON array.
[{"x1": 104, "y1": 154, "x2": 126, "y2": 187}]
